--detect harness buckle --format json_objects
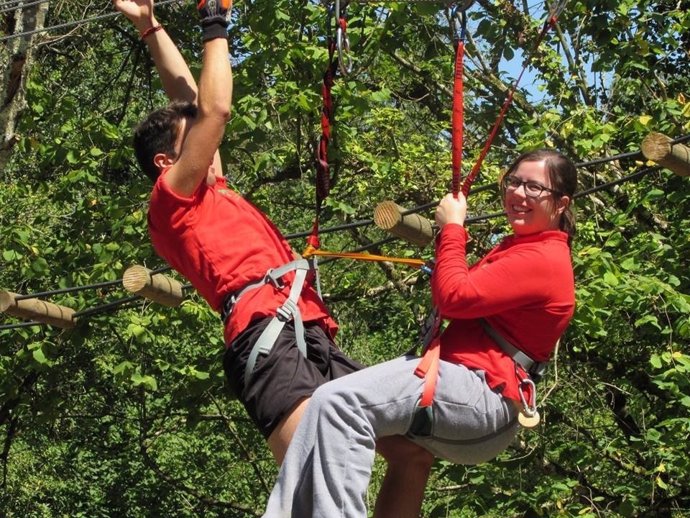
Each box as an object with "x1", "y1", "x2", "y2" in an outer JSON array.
[
  {"x1": 275, "y1": 299, "x2": 298, "y2": 323},
  {"x1": 220, "y1": 293, "x2": 238, "y2": 324},
  {"x1": 264, "y1": 268, "x2": 286, "y2": 290}
]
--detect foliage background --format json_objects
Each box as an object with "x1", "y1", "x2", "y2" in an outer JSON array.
[{"x1": 1, "y1": 0, "x2": 690, "y2": 516}]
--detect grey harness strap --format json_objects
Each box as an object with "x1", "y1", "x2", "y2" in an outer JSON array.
[
  {"x1": 237, "y1": 259, "x2": 313, "y2": 387},
  {"x1": 480, "y1": 319, "x2": 549, "y2": 378}
]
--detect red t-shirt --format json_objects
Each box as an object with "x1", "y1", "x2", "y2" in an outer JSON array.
[
  {"x1": 432, "y1": 224, "x2": 575, "y2": 402},
  {"x1": 147, "y1": 172, "x2": 337, "y2": 344}
]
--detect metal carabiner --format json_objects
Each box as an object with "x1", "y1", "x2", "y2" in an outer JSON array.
[
  {"x1": 420, "y1": 258, "x2": 435, "y2": 277},
  {"x1": 336, "y1": 22, "x2": 353, "y2": 76},
  {"x1": 335, "y1": 0, "x2": 353, "y2": 76},
  {"x1": 518, "y1": 376, "x2": 538, "y2": 417},
  {"x1": 548, "y1": 0, "x2": 568, "y2": 20},
  {"x1": 451, "y1": 3, "x2": 469, "y2": 43}
]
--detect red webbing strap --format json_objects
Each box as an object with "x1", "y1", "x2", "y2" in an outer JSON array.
[
  {"x1": 308, "y1": 38, "x2": 339, "y2": 250},
  {"x1": 460, "y1": 12, "x2": 560, "y2": 197},
  {"x1": 414, "y1": 337, "x2": 441, "y2": 408},
  {"x1": 451, "y1": 37, "x2": 465, "y2": 198}
]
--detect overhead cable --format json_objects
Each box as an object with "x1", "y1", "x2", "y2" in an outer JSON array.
[{"x1": 0, "y1": 0, "x2": 181, "y2": 43}]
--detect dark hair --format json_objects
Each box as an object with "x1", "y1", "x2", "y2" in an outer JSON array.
[
  {"x1": 499, "y1": 149, "x2": 578, "y2": 245},
  {"x1": 132, "y1": 101, "x2": 198, "y2": 182}
]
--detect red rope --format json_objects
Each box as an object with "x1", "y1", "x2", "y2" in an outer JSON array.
[
  {"x1": 451, "y1": 38, "x2": 465, "y2": 199},
  {"x1": 460, "y1": 14, "x2": 559, "y2": 197},
  {"x1": 308, "y1": 38, "x2": 339, "y2": 250},
  {"x1": 308, "y1": 12, "x2": 351, "y2": 251}
]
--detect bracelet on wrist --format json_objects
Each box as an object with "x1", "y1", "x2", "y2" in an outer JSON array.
[{"x1": 140, "y1": 25, "x2": 162, "y2": 41}]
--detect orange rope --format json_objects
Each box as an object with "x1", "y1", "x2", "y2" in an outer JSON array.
[{"x1": 302, "y1": 246, "x2": 425, "y2": 268}]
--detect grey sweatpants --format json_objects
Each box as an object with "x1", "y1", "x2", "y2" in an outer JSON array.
[{"x1": 262, "y1": 355, "x2": 519, "y2": 518}]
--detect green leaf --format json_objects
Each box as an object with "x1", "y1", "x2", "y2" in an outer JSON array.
[
  {"x1": 113, "y1": 361, "x2": 134, "y2": 375},
  {"x1": 32, "y1": 348, "x2": 50, "y2": 365},
  {"x1": 603, "y1": 272, "x2": 619, "y2": 286},
  {"x1": 634, "y1": 314, "x2": 660, "y2": 329},
  {"x1": 2, "y1": 250, "x2": 23, "y2": 261},
  {"x1": 131, "y1": 372, "x2": 158, "y2": 391}
]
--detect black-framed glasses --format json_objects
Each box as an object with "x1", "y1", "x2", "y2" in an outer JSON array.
[{"x1": 502, "y1": 175, "x2": 561, "y2": 198}]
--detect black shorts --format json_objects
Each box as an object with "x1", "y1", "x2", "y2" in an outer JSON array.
[{"x1": 223, "y1": 317, "x2": 364, "y2": 438}]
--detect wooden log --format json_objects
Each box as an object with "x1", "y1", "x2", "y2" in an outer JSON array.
[
  {"x1": 0, "y1": 290, "x2": 76, "y2": 328},
  {"x1": 374, "y1": 201, "x2": 434, "y2": 247},
  {"x1": 641, "y1": 132, "x2": 690, "y2": 177},
  {"x1": 122, "y1": 265, "x2": 184, "y2": 307}
]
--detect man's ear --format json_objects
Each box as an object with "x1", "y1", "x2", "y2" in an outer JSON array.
[{"x1": 153, "y1": 152, "x2": 174, "y2": 171}]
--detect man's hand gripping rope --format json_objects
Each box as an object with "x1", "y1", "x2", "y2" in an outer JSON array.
[{"x1": 197, "y1": 0, "x2": 232, "y2": 41}]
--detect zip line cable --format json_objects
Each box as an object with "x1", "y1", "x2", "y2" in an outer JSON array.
[
  {"x1": 0, "y1": 0, "x2": 50, "y2": 15},
  {"x1": 10, "y1": 266, "x2": 179, "y2": 302},
  {"x1": 0, "y1": 280, "x2": 195, "y2": 331},
  {"x1": 0, "y1": 183, "x2": 497, "y2": 332},
  {"x1": 573, "y1": 165, "x2": 660, "y2": 200},
  {"x1": 575, "y1": 134, "x2": 690, "y2": 169},
  {"x1": 0, "y1": 0, "x2": 181, "y2": 43},
  {"x1": 72, "y1": 295, "x2": 149, "y2": 319},
  {"x1": 13, "y1": 278, "x2": 126, "y2": 302},
  {"x1": 0, "y1": 320, "x2": 43, "y2": 330}
]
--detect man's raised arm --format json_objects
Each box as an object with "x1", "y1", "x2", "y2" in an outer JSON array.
[
  {"x1": 114, "y1": 0, "x2": 198, "y2": 103},
  {"x1": 164, "y1": 0, "x2": 232, "y2": 195}
]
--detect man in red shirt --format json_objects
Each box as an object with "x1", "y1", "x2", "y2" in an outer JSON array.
[{"x1": 114, "y1": 0, "x2": 432, "y2": 515}]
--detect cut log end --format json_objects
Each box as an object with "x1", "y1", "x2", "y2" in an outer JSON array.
[
  {"x1": 122, "y1": 265, "x2": 151, "y2": 293},
  {"x1": 641, "y1": 132, "x2": 690, "y2": 177},
  {"x1": 0, "y1": 290, "x2": 76, "y2": 329},
  {"x1": 122, "y1": 266, "x2": 184, "y2": 307},
  {"x1": 374, "y1": 201, "x2": 434, "y2": 248},
  {"x1": 374, "y1": 200, "x2": 403, "y2": 230}
]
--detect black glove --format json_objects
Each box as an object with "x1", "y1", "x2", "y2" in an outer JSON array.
[{"x1": 197, "y1": 0, "x2": 232, "y2": 42}]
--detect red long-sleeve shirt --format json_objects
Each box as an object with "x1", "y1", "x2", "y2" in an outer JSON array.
[
  {"x1": 148, "y1": 171, "x2": 337, "y2": 345},
  {"x1": 432, "y1": 224, "x2": 575, "y2": 402}
]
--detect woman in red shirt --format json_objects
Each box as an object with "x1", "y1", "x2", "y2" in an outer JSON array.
[{"x1": 262, "y1": 149, "x2": 577, "y2": 518}]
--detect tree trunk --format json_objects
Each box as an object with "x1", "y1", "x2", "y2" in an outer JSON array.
[{"x1": 1, "y1": 0, "x2": 49, "y2": 177}]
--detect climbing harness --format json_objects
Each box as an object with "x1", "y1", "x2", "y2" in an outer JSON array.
[
  {"x1": 220, "y1": 258, "x2": 317, "y2": 387},
  {"x1": 480, "y1": 318, "x2": 544, "y2": 428},
  {"x1": 480, "y1": 319, "x2": 548, "y2": 379}
]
